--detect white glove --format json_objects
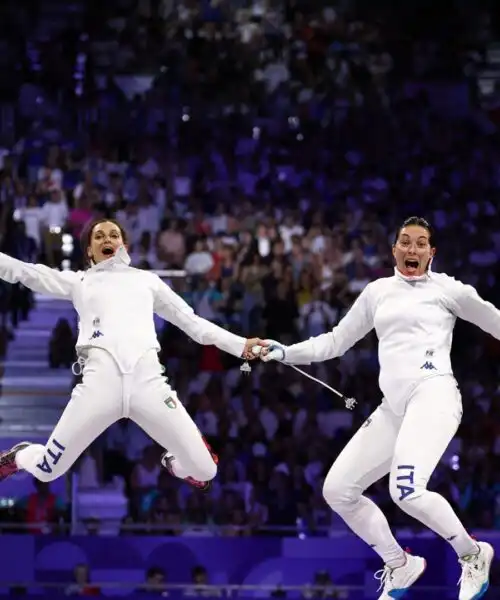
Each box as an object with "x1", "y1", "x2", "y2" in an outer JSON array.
[{"x1": 252, "y1": 340, "x2": 286, "y2": 362}]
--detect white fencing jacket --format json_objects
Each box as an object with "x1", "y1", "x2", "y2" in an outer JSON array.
[
  {"x1": 285, "y1": 268, "x2": 500, "y2": 411},
  {"x1": 0, "y1": 247, "x2": 246, "y2": 373}
]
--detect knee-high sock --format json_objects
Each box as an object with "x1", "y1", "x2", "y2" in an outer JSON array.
[
  {"x1": 329, "y1": 494, "x2": 406, "y2": 568},
  {"x1": 394, "y1": 490, "x2": 478, "y2": 558}
]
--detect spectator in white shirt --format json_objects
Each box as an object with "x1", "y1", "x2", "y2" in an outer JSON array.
[
  {"x1": 37, "y1": 166, "x2": 63, "y2": 193},
  {"x1": 300, "y1": 290, "x2": 338, "y2": 337},
  {"x1": 20, "y1": 195, "x2": 44, "y2": 251},
  {"x1": 279, "y1": 215, "x2": 304, "y2": 253},
  {"x1": 40, "y1": 188, "x2": 68, "y2": 266},
  {"x1": 210, "y1": 203, "x2": 229, "y2": 235},
  {"x1": 136, "y1": 193, "x2": 160, "y2": 238},
  {"x1": 185, "y1": 239, "x2": 215, "y2": 275}
]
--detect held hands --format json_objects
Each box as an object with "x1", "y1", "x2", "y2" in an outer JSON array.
[
  {"x1": 242, "y1": 338, "x2": 270, "y2": 361},
  {"x1": 251, "y1": 339, "x2": 286, "y2": 362}
]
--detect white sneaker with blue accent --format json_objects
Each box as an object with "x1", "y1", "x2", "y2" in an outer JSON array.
[
  {"x1": 458, "y1": 541, "x2": 494, "y2": 600},
  {"x1": 375, "y1": 553, "x2": 426, "y2": 599}
]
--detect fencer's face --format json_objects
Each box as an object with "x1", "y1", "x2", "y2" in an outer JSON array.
[
  {"x1": 392, "y1": 225, "x2": 435, "y2": 277},
  {"x1": 87, "y1": 221, "x2": 126, "y2": 264}
]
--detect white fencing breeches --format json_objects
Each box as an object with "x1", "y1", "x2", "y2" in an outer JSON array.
[
  {"x1": 16, "y1": 348, "x2": 217, "y2": 483},
  {"x1": 323, "y1": 376, "x2": 476, "y2": 555}
]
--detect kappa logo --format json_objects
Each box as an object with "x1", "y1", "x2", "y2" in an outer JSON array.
[
  {"x1": 90, "y1": 330, "x2": 103, "y2": 340},
  {"x1": 420, "y1": 361, "x2": 436, "y2": 371},
  {"x1": 362, "y1": 417, "x2": 372, "y2": 428}
]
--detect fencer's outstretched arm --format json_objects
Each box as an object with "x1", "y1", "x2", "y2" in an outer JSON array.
[
  {"x1": 282, "y1": 284, "x2": 375, "y2": 365},
  {"x1": 447, "y1": 276, "x2": 500, "y2": 339},
  {"x1": 0, "y1": 252, "x2": 78, "y2": 299},
  {"x1": 153, "y1": 277, "x2": 248, "y2": 358}
]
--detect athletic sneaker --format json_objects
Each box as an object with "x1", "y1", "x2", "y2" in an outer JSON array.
[
  {"x1": 458, "y1": 541, "x2": 494, "y2": 600},
  {"x1": 0, "y1": 442, "x2": 31, "y2": 482},
  {"x1": 161, "y1": 436, "x2": 218, "y2": 491},
  {"x1": 374, "y1": 552, "x2": 426, "y2": 599}
]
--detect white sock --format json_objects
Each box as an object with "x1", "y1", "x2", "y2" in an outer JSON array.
[
  {"x1": 331, "y1": 495, "x2": 406, "y2": 568},
  {"x1": 397, "y1": 490, "x2": 478, "y2": 558}
]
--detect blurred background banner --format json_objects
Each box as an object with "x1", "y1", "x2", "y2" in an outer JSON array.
[{"x1": 1, "y1": 533, "x2": 500, "y2": 597}]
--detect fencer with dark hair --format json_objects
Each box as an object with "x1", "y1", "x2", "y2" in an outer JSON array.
[
  {"x1": 0, "y1": 219, "x2": 266, "y2": 491},
  {"x1": 257, "y1": 217, "x2": 495, "y2": 600}
]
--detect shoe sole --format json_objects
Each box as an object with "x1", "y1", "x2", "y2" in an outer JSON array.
[
  {"x1": 0, "y1": 442, "x2": 30, "y2": 481},
  {"x1": 467, "y1": 543, "x2": 494, "y2": 600},
  {"x1": 387, "y1": 559, "x2": 427, "y2": 599},
  {"x1": 0, "y1": 449, "x2": 17, "y2": 481}
]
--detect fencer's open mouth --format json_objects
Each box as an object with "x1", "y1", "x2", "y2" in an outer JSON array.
[
  {"x1": 102, "y1": 247, "x2": 114, "y2": 256},
  {"x1": 405, "y1": 259, "x2": 419, "y2": 269}
]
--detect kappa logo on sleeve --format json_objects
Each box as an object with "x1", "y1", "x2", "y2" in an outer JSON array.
[{"x1": 90, "y1": 330, "x2": 103, "y2": 340}]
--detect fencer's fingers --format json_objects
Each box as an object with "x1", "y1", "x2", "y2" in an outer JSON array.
[
  {"x1": 247, "y1": 337, "x2": 269, "y2": 348},
  {"x1": 241, "y1": 338, "x2": 268, "y2": 360},
  {"x1": 262, "y1": 348, "x2": 284, "y2": 362}
]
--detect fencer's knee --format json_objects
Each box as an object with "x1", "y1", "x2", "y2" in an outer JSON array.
[
  {"x1": 204, "y1": 459, "x2": 217, "y2": 482},
  {"x1": 322, "y1": 469, "x2": 361, "y2": 512},
  {"x1": 33, "y1": 470, "x2": 60, "y2": 483},
  {"x1": 389, "y1": 467, "x2": 425, "y2": 509},
  {"x1": 16, "y1": 445, "x2": 65, "y2": 483},
  {"x1": 193, "y1": 457, "x2": 217, "y2": 482}
]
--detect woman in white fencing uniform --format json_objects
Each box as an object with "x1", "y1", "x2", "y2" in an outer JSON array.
[
  {"x1": 258, "y1": 217, "x2": 495, "y2": 600},
  {"x1": 0, "y1": 218, "x2": 264, "y2": 490}
]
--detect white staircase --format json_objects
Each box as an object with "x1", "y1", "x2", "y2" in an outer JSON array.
[{"x1": 0, "y1": 295, "x2": 76, "y2": 437}]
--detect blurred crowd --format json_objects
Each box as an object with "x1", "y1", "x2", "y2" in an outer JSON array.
[{"x1": 1, "y1": 0, "x2": 500, "y2": 537}]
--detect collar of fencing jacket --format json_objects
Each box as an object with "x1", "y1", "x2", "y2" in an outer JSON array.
[
  {"x1": 394, "y1": 266, "x2": 430, "y2": 282},
  {"x1": 90, "y1": 246, "x2": 132, "y2": 272}
]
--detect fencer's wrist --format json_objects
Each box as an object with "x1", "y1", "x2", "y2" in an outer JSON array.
[
  {"x1": 267, "y1": 345, "x2": 286, "y2": 362},
  {"x1": 254, "y1": 340, "x2": 286, "y2": 362}
]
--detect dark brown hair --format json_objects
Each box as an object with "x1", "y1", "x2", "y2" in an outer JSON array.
[
  {"x1": 80, "y1": 218, "x2": 129, "y2": 265},
  {"x1": 393, "y1": 216, "x2": 435, "y2": 247}
]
